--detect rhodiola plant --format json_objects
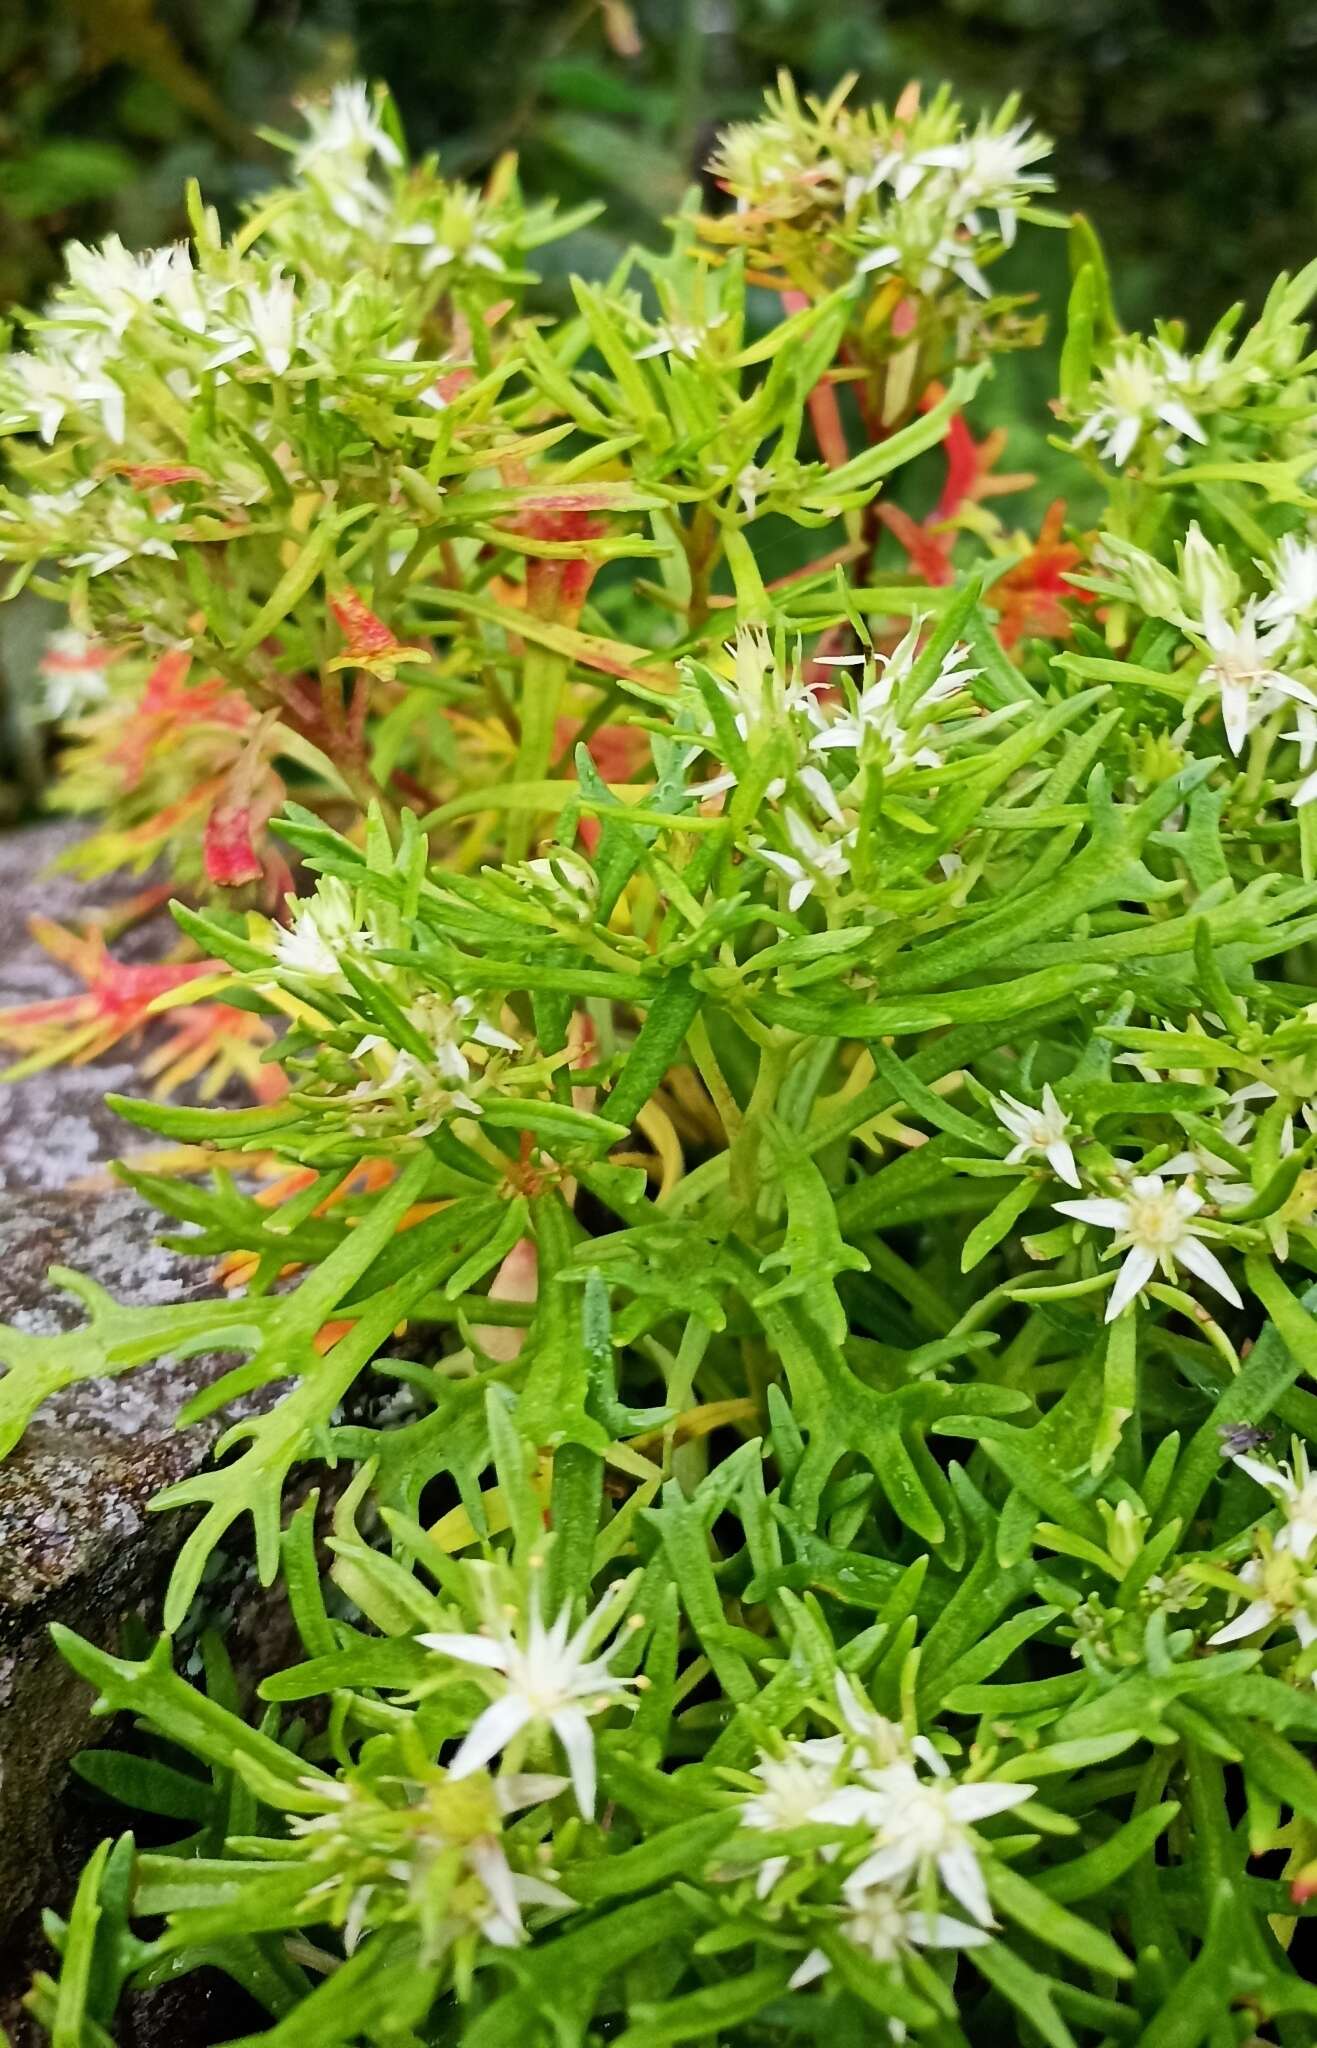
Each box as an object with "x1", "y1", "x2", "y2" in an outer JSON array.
[
  {"x1": 4, "y1": 71, "x2": 1317, "y2": 2048},
  {"x1": 0, "y1": 75, "x2": 1035, "y2": 1084}
]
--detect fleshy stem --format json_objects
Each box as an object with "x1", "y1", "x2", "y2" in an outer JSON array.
[{"x1": 507, "y1": 642, "x2": 568, "y2": 863}]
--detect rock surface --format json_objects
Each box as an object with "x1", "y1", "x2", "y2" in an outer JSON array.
[
  {"x1": 0, "y1": 1188, "x2": 218, "y2": 1927},
  {"x1": 0, "y1": 814, "x2": 164, "y2": 1199},
  {"x1": 0, "y1": 820, "x2": 267, "y2": 2039}
]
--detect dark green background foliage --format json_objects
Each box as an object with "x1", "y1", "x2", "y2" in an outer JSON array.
[{"x1": 3, "y1": 0, "x2": 1317, "y2": 328}]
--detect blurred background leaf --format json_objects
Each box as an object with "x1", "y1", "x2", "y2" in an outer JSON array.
[{"x1": 4, "y1": 0, "x2": 1315, "y2": 321}]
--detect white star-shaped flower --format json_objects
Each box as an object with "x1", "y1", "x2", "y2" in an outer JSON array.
[
  {"x1": 835, "y1": 1760, "x2": 1034, "y2": 1928},
  {"x1": 915, "y1": 117, "x2": 1051, "y2": 245},
  {"x1": 1259, "y1": 533, "x2": 1317, "y2": 628},
  {"x1": 992, "y1": 1083, "x2": 1079, "y2": 1187},
  {"x1": 295, "y1": 81, "x2": 403, "y2": 176},
  {"x1": 1208, "y1": 1548, "x2": 1317, "y2": 1664},
  {"x1": 1226, "y1": 1442, "x2": 1317, "y2": 1562},
  {"x1": 634, "y1": 313, "x2": 727, "y2": 362},
  {"x1": 1055, "y1": 1171, "x2": 1242, "y2": 1322},
  {"x1": 760, "y1": 809, "x2": 854, "y2": 910},
  {"x1": 809, "y1": 621, "x2": 977, "y2": 769},
  {"x1": 740, "y1": 1746, "x2": 845, "y2": 1898},
  {"x1": 789, "y1": 1885, "x2": 988, "y2": 1991},
  {"x1": 419, "y1": 1583, "x2": 641, "y2": 1817},
  {"x1": 1073, "y1": 346, "x2": 1207, "y2": 469},
  {"x1": 60, "y1": 235, "x2": 177, "y2": 336},
  {"x1": 205, "y1": 276, "x2": 300, "y2": 378},
  {"x1": 5, "y1": 338, "x2": 126, "y2": 445},
  {"x1": 273, "y1": 879, "x2": 374, "y2": 982},
  {"x1": 1196, "y1": 601, "x2": 1317, "y2": 756}
]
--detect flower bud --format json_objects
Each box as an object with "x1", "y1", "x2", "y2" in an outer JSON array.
[
  {"x1": 1179, "y1": 521, "x2": 1239, "y2": 625},
  {"x1": 1095, "y1": 536, "x2": 1182, "y2": 620}
]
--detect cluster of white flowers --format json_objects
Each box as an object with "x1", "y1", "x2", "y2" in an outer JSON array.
[
  {"x1": 1070, "y1": 286, "x2": 1312, "y2": 475},
  {"x1": 710, "y1": 89, "x2": 1052, "y2": 301},
  {"x1": 811, "y1": 619, "x2": 982, "y2": 770},
  {"x1": 1160, "y1": 1090, "x2": 1270, "y2": 1207},
  {"x1": 1094, "y1": 1015, "x2": 1317, "y2": 1269},
  {"x1": 289, "y1": 1764, "x2": 571, "y2": 1959},
  {"x1": 350, "y1": 990, "x2": 522, "y2": 1134},
  {"x1": 0, "y1": 82, "x2": 565, "y2": 606},
  {"x1": 419, "y1": 1572, "x2": 643, "y2": 1818},
  {"x1": 849, "y1": 114, "x2": 1051, "y2": 298},
  {"x1": 999, "y1": 1015, "x2": 1310, "y2": 1318},
  {"x1": 1, "y1": 329, "x2": 129, "y2": 445},
  {"x1": 1072, "y1": 340, "x2": 1212, "y2": 470},
  {"x1": 291, "y1": 80, "x2": 404, "y2": 234},
  {"x1": 0, "y1": 252, "x2": 435, "y2": 455},
  {"x1": 265, "y1": 877, "x2": 533, "y2": 1137},
  {"x1": 1209, "y1": 1440, "x2": 1317, "y2": 1672},
  {"x1": 734, "y1": 1677, "x2": 1032, "y2": 2003},
  {"x1": 996, "y1": 1021, "x2": 1259, "y2": 1324},
  {"x1": 273, "y1": 877, "x2": 377, "y2": 984},
  {"x1": 708, "y1": 110, "x2": 818, "y2": 215},
  {"x1": 1090, "y1": 522, "x2": 1317, "y2": 783},
  {"x1": 690, "y1": 625, "x2": 817, "y2": 768},
  {"x1": 682, "y1": 621, "x2": 983, "y2": 912},
  {"x1": 272, "y1": 80, "x2": 563, "y2": 291}
]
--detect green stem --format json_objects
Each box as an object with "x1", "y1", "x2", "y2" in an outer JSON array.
[
  {"x1": 507, "y1": 643, "x2": 568, "y2": 862},
  {"x1": 685, "y1": 505, "x2": 722, "y2": 632},
  {"x1": 1240, "y1": 703, "x2": 1286, "y2": 819},
  {"x1": 662, "y1": 1314, "x2": 714, "y2": 1475},
  {"x1": 687, "y1": 1012, "x2": 743, "y2": 1143},
  {"x1": 864, "y1": 1237, "x2": 956, "y2": 1336},
  {"x1": 729, "y1": 1039, "x2": 790, "y2": 1217}
]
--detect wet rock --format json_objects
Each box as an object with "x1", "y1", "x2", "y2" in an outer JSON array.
[
  {"x1": 0, "y1": 820, "x2": 264, "y2": 2034},
  {"x1": 0, "y1": 1191, "x2": 222, "y2": 1952}
]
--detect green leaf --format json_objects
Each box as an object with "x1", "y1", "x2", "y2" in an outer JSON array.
[
  {"x1": 221, "y1": 1928, "x2": 437, "y2": 2047},
  {"x1": 1034, "y1": 1802, "x2": 1180, "y2": 1902},
  {"x1": 1092, "y1": 1307, "x2": 1137, "y2": 1475},
  {"x1": 987, "y1": 1863, "x2": 1133, "y2": 1979},
  {"x1": 961, "y1": 1176, "x2": 1039, "y2": 1272},
  {"x1": 971, "y1": 1941, "x2": 1078, "y2": 2048},
  {"x1": 1059, "y1": 263, "x2": 1097, "y2": 409},
  {"x1": 605, "y1": 971, "x2": 703, "y2": 1130}
]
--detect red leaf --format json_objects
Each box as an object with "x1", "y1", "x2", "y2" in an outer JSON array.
[
  {"x1": 112, "y1": 463, "x2": 209, "y2": 488},
  {"x1": 330, "y1": 587, "x2": 397, "y2": 658},
  {"x1": 204, "y1": 803, "x2": 265, "y2": 887},
  {"x1": 994, "y1": 501, "x2": 1095, "y2": 649}
]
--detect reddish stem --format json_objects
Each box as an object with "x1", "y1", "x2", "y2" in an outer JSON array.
[{"x1": 781, "y1": 291, "x2": 850, "y2": 471}]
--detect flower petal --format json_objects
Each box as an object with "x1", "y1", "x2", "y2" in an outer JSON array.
[
  {"x1": 948, "y1": 1781, "x2": 1035, "y2": 1822},
  {"x1": 1055, "y1": 1198, "x2": 1129, "y2": 1230},
  {"x1": 1174, "y1": 1234, "x2": 1242, "y2": 1308},
  {"x1": 789, "y1": 1949, "x2": 831, "y2": 1989},
  {"x1": 1208, "y1": 1598, "x2": 1275, "y2": 1646},
  {"x1": 551, "y1": 1703, "x2": 599, "y2": 1818},
  {"x1": 1046, "y1": 1139, "x2": 1081, "y2": 1189},
  {"x1": 1229, "y1": 1454, "x2": 1290, "y2": 1496},
  {"x1": 417, "y1": 1630, "x2": 511, "y2": 1671},
  {"x1": 909, "y1": 1912, "x2": 992, "y2": 1951},
  {"x1": 938, "y1": 1839, "x2": 993, "y2": 1927},
  {"x1": 448, "y1": 1693, "x2": 533, "y2": 1779},
  {"x1": 1106, "y1": 1243, "x2": 1157, "y2": 1321}
]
